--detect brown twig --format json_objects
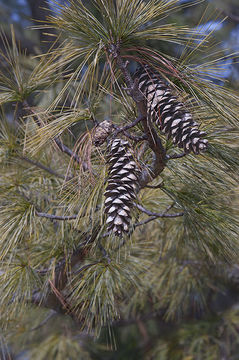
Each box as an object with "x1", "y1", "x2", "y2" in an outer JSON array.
[
  {"x1": 48, "y1": 280, "x2": 71, "y2": 311},
  {"x1": 167, "y1": 152, "x2": 187, "y2": 160},
  {"x1": 19, "y1": 156, "x2": 67, "y2": 180},
  {"x1": 36, "y1": 239, "x2": 92, "y2": 276},
  {"x1": 145, "y1": 181, "x2": 164, "y2": 189},
  {"x1": 54, "y1": 137, "x2": 82, "y2": 166},
  {"x1": 134, "y1": 216, "x2": 159, "y2": 227},
  {"x1": 134, "y1": 203, "x2": 184, "y2": 218},
  {"x1": 122, "y1": 132, "x2": 147, "y2": 142},
  {"x1": 114, "y1": 115, "x2": 143, "y2": 133},
  {"x1": 112, "y1": 115, "x2": 147, "y2": 142},
  {"x1": 31, "y1": 232, "x2": 96, "y2": 314},
  {"x1": 113, "y1": 125, "x2": 146, "y2": 142},
  {"x1": 35, "y1": 211, "x2": 78, "y2": 221}
]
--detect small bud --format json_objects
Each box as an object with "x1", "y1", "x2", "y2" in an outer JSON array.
[{"x1": 92, "y1": 120, "x2": 114, "y2": 146}]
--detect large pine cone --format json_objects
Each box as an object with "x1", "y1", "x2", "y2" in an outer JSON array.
[
  {"x1": 134, "y1": 65, "x2": 208, "y2": 154},
  {"x1": 104, "y1": 139, "x2": 139, "y2": 236}
]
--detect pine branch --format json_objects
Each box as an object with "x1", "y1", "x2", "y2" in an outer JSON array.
[
  {"x1": 134, "y1": 203, "x2": 184, "y2": 218},
  {"x1": 166, "y1": 152, "x2": 187, "y2": 160},
  {"x1": 19, "y1": 156, "x2": 67, "y2": 180},
  {"x1": 36, "y1": 239, "x2": 91, "y2": 276},
  {"x1": 35, "y1": 211, "x2": 78, "y2": 221},
  {"x1": 145, "y1": 181, "x2": 163, "y2": 189},
  {"x1": 109, "y1": 44, "x2": 166, "y2": 188},
  {"x1": 112, "y1": 116, "x2": 147, "y2": 142},
  {"x1": 74, "y1": 262, "x2": 100, "y2": 275},
  {"x1": 31, "y1": 233, "x2": 97, "y2": 315},
  {"x1": 134, "y1": 216, "x2": 159, "y2": 227},
  {"x1": 115, "y1": 115, "x2": 143, "y2": 132},
  {"x1": 22, "y1": 101, "x2": 86, "y2": 169},
  {"x1": 54, "y1": 137, "x2": 84, "y2": 168},
  {"x1": 16, "y1": 188, "x2": 94, "y2": 315},
  {"x1": 113, "y1": 125, "x2": 147, "y2": 142}
]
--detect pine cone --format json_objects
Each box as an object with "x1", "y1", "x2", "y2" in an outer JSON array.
[
  {"x1": 92, "y1": 120, "x2": 114, "y2": 146},
  {"x1": 135, "y1": 66, "x2": 208, "y2": 154},
  {"x1": 104, "y1": 139, "x2": 139, "y2": 236}
]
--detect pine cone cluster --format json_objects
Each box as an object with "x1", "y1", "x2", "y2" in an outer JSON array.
[
  {"x1": 135, "y1": 66, "x2": 208, "y2": 154},
  {"x1": 104, "y1": 139, "x2": 139, "y2": 236}
]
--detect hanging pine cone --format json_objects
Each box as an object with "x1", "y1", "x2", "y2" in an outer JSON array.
[
  {"x1": 134, "y1": 65, "x2": 208, "y2": 154},
  {"x1": 92, "y1": 120, "x2": 114, "y2": 146},
  {"x1": 104, "y1": 139, "x2": 139, "y2": 236}
]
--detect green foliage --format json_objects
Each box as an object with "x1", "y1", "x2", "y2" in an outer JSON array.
[
  {"x1": 0, "y1": 0, "x2": 239, "y2": 359},
  {"x1": 68, "y1": 258, "x2": 143, "y2": 336},
  {"x1": 0, "y1": 26, "x2": 62, "y2": 105},
  {"x1": 30, "y1": 334, "x2": 91, "y2": 360},
  {"x1": 45, "y1": 0, "x2": 199, "y2": 108}
]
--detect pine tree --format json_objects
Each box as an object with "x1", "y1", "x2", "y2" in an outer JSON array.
[{"x1": 0, "y1": 1, "x2": 239, "y2": 359}]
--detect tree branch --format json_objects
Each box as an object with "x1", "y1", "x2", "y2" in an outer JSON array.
[
  {"x1": 112, "y1": 115, "x2": 147, "y2": 142},
  {"x1": 134, "y1": 203, "x2": 184, "y2": 218},
  {"x1": 167, "y1": 152, "x2": 187, "y2": 160},
  {"x1": 31, "y1": 231, "x2": 98, "y2": 315},
  {"x1": 145, "y1": 181, "x2": 163, "y2": 189},
  {"x1": 23, "y1": 101, "x2": 86, "y2": 169},
  {"x1": 35, "y1": 211, "x2": 78, "y2": 220},
  {"x1": 134, "y1": 216, "x2": 159, "y2": 227},
  {"x1": 113, "y1": 115, "x2": 143, "y2": 135},
  {"x1": 53, "y1": 137, "x2": 83, "y2": 168},
  {"x1": 19, "y1": 156, "x2": 67, "y2": 180},
  {"x1": 110, "y1": 44, "x2": 166, "y2": 188}
]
